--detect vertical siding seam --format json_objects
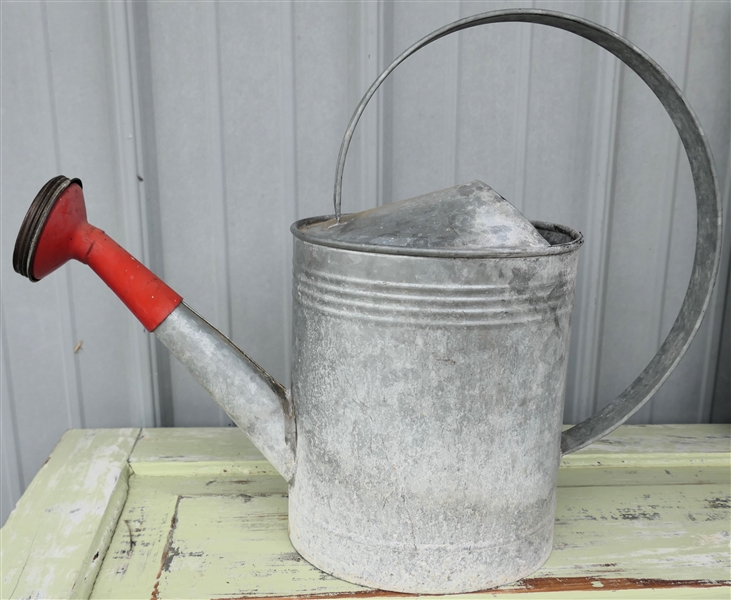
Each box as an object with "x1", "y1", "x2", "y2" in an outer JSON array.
[
  {"x1": 1, "y1": 308, "x2": 26, "y2": 492},
  {"x1": 445, "y1": 0, "x2": 461, "y2": 185},
  {"x1": 512, "y1": 1, "x2": 534, "y2": 214},
  {"x1": 593, "y1": 2, "x2": 629, "y2": 417},
  {"x1": 0, "y1": 438, "x2": 21, "y2": 523},
  {"x1": 206, "y1": 3, "x2": 231, "y2": 338},
  {"x1": 376, "y1": 0, "x2": 386, "y2": 207},
  {"x1": 703, "y1": 148, "x2": 731, "y2": 421},
  {"x1": 650, "y1": 1, "x2": 693, "y2": 423},
  {"x1": 280, "y1": 0, "x2": 298, "y2": 386},
  {"x1": 106, "y1": 0, "x2": 159, "y2": 426},
  {"x1": 360, "y1": 0, "x2": 382, "y2": 209},
  {"x1": 127, "y1": 1, "x2": 172, "y2": 425},
  {"x1": 379, "y1": 0, "x2": 395, "y2": 207},
  {"x1": 570, "y1": 0, "x2": 625, "y2": 423},
  {"x1": 40, "y1": 0, "x2": 85, "y2": 429},
  {"x1": 205, "y1": 2, "x2": 233, "y2": 426}
]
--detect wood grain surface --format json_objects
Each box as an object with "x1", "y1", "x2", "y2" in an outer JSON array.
[{"x1": 2, "y1": 425, "x2": 729, "y2": 599}]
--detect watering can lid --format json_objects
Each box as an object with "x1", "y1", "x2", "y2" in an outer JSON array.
[{"x1": 295, "y1": 181, "x2": 550, "y2": 255}]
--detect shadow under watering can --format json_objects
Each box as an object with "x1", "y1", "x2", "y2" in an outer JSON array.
[{"x1": 12, "y1": 9, "x2": 722, "y2": 595}]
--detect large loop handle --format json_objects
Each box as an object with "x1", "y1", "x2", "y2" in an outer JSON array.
[{"x1": 333, "y1": 9, "x2": 722, "y2": 454}]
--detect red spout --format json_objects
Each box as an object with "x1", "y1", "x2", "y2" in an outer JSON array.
[{"x1": 13, "y1": 176, "x2": 182, "y2": 331}]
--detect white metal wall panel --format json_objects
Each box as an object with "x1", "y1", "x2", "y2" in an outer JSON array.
[
  {"x1": 598, "y1": 1, "x2": 730, "y2": 425},
  {"x1": 673, "y1": 3, "x2": 731, "y2": 425},
  {"x1": 598, "y1": 0, "x2": 693, "y2": 423},
  {"x1": 1, "y1": 0, "x2": 156, "y2": 525},
  {"x1": 2, "y1": 0, "x2": 729, "y2": 524}
]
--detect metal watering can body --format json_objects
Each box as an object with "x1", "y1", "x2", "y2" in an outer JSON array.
[
  {"x1": 287, "y1": 201, "x2": 582, "y2": 591},
  {"x1": 11, "y1": 9, "x2": 721, "y2": 595}
]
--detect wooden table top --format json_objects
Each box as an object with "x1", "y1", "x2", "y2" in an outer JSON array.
[{"x1": 1, "y1": 424, "x2": 729, "y2": 599}]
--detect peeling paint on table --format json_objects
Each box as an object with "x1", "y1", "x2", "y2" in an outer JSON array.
[
  {"x1": 1, "y1": 429, "x2": 140, "y2": 599},
  {"x1": 1, "y1": 425, "x2": 729, "y2": 599}
]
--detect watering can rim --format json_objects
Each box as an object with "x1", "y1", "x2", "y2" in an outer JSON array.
[
  {"x1": 292, "y1": 215, "x2": 583, "y2": 259},
  {"x1": 293, "y1": 180, "x2": 583, "y2": 258}
]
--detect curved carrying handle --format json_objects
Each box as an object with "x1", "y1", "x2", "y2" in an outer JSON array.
[{"x1": 333, "y1": 9, "x2": 722, "y2": 455}]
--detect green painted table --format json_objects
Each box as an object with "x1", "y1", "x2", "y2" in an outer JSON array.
[{"x1": 2, "y1": 425, "x2": 729, "y2": 599}]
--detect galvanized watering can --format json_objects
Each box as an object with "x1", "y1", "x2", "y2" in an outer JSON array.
[{"x1": 12, "y1": 10, "x2": 721, "y2": 594}]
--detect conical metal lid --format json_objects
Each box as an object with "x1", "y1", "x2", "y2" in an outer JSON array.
[{"x1": 295, "y1": 181, "x2": 549, "y2": 256}]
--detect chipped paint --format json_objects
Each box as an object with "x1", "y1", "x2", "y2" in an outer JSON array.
[
  {"x1": 215, "y1": 577, "x2": 731, "y2": 599},
  {"x1": 90, "y1": 426, "x2": 729, "y2": 599},
  {"x1": 0, "y1": 429, "x2": 140, "y2": 599},
  {"x1": 4, "y1": 427, "x2": 729, "y2": 599}
]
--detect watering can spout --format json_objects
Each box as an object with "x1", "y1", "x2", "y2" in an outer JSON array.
[
  {"x1": 12, "y1": 176, "x2": 297, "y2": 481},
  {"x1": 154, "y1": 304, "x2": 296, "y2": 480}
]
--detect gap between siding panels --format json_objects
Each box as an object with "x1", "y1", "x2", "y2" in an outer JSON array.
[
  {"x1": 568, "y1": 0, "x2": 626, "y2": 425},
  {"x1": 444, "y1": 0, "x2": 461, "y2": 187},
  {"x1": 1, "y1": 310, "x2": 25, "y2": 499},
  {"x1": 359, "y1": 0, "x2": 384, "y2": 210},
  {"x1": 708, "y1": 143, "x2": 731, "y2": 422},
  {"x1": 511, "y1": 0, "x2": 534, "y2": 215},
  {"x1": 648, "y1": 1, "x2": 694, "y2": 424},
  {"x1": 106, "y1": 0, "x2": 159, "y2": 427},
  {"x1": 202, "y1": 2, "x2": 233, "y2": 427},
  {"x1": 40, "y1": 1, "x2": 85, "y2": 431},
  {"x1": 127, "y1": 0, "x2": 176, "y2": 427},
  {"x1": 280, "y1": 0, "x2": 298, "y2": 388}
]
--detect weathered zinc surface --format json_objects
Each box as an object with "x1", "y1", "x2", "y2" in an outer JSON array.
[
  {"x1": 288, "y1": 215, "x2": 581, "y2": 593},
  {"x1": 301, "y1": 181, "x2": 550, "y2": 252},
  {"x1": 155, "y1": 305, "x2": 297, "y2": 481}
]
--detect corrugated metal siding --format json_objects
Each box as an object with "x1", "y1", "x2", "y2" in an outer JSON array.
[{"x1": 2, "y1": 0, "x2": 729, "y2": 524}]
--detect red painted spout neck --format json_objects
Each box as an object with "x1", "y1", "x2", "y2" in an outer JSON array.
[{"x1": 13, "y1": 176, "x2": 182, "y2": 331}]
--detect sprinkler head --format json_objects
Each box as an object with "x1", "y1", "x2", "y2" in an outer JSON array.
[
  {"x1": 12, "y1": 175, "x2": 182, "y2": 331},
  {"x1": 13, "y1": 175, "x2": 86, "y2": 282}
]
